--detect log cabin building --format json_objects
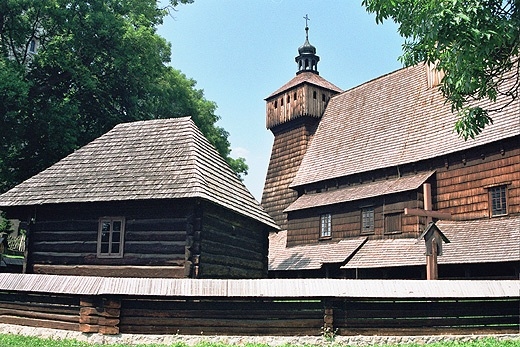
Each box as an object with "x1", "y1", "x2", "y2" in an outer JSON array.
[
  {"x1": 0, "y1": 117, "x2": 278, "y2": 278},
  {"x1": 264, "y1": 26, "x2": 520, "y2": 279}
]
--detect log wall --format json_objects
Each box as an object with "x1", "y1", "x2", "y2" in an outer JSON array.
[
  {"x1": 1, "y1": 291, "x2": 517, "y2": 336},
  {"x1": 198, "y1": 202, "x2": 269, "y2": 279},
  {"x1": 25, "y1": 200, "x2": 193, "y2": 277},
  {"x1": 0, "y1": 292, "x2": 80, "y2": 331}
]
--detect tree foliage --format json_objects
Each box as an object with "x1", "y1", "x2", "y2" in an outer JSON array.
[
  {"x1": 0, "y1": 0, "x2": 245, "y2": 193},
  {"x1": 362, "y1": 0, "x2": 520, "y2": 139}
]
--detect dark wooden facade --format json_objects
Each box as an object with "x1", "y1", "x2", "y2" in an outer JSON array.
[{"x1": 5, "y1": 199, "x2": 269, "y2": 279}]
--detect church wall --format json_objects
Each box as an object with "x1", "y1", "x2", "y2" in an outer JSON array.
[
  {"x1": 283, "y1": 135, "x2": 520, "y2": 247},
  {"x1": 435, "y1": 136, "x2": 520, "y2": 220},
  {"x1": 285, "y1": 190, "x2": 424, "y2": 247}
]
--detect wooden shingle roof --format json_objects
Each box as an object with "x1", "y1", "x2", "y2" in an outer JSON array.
[
  {"x1": 268, "y1": 230, "x2": 366, "y2": 271},
  {"x1": 285, "y1": 171, "x2": 435, "y2": 212},
  {"x1": 342, "y1": 216, "x2": 520, "y2": 269},
  {"x1": 0, "y1": 117, "x2": 278, "y2": 230},
  {"x1": 291, "y1": 63, "x2": 520, "y2": 188},
  {"x1": 266, "y1": 71, "x2": 343, "y2": 99}
]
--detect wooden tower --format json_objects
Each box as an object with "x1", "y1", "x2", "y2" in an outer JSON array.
[{"x1": 261, "y1": 22, "x2": 342, "y2": 230}]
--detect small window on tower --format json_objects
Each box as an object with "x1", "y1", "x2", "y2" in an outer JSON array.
[
  {"x1": 322, "y1": 94, "x2": 326, "y2": 102},
  {"x1": 281, "y1": 98, "x2": 284, "y2": 106},
  {"x1": 274, "y1": 100, "x2": 277, "y2": 109},
  {"x1": 313, "y1": 91, "x2": 317, "y2": 99},
  {"x1": 294, "y1": 92, "x2": 297, "y2": 100},
  {"x1": 287, "y1": 95, "x2": 290, "y2": 103}
]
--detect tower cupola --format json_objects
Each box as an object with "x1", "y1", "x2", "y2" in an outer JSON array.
[{"x1": 295, "y1": 15, "x2": 320, "y2": 75}]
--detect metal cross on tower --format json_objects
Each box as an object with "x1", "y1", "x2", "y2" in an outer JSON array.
[{"x1": 303, "y1": 14, "x2": 310, "y2": 28}]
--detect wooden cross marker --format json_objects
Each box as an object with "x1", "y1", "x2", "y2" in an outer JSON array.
[{"x1": 405, "y1": 183, "x2": 451, "y2": 280}]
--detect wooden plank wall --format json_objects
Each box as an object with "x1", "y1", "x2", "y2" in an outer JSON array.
[
  {"x1": 119, "y1": 299, "x2": 323, "y2": 336},
  {"x1": 27, "y1": 200, "x2": 192, "y2": 277},
  {"x1": 0, "y1": 292, "x2": 80, "y2": 331},
  {"x1": 333, "y1": 298, "x2": 520, "y2": 335},
  {"x1": 199, "y1": 203, "x2": 268, "y2": 279},
  {"x1": 287, "y1": 191, "x2": 424, "y2": 247}
]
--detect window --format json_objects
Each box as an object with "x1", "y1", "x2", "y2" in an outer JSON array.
[
  {"x1": 29, "y1": 39, "x2": 36, "y2": 53},
  {"x1": 384, "y1": 213, "x2": 402, "y2": 234},
  {"x1": 313, "y1": 91, "x2": 317, "y2": 99},
  {"x1": 97, "y1": 217, "x2": 125, "y2": 258},
  {"x1": 361, "y1": 207, "x2": 375, "y2": 233},
  {"x1": 320, "y1": 213, "x2": 332, "y2": 238},
  {"x1": 489, "y1": 185, "x2": 507, "y2": 216}
]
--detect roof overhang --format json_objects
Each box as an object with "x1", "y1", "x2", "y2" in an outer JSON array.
[{"x1": 285, "y1": 171, "x2": 435, "y2": 213}]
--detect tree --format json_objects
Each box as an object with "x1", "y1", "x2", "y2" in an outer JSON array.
[
  {"x1": 362, "y1": 0, "x2": 520, "y2": 139},
  {"x1": 0, "y1": 0, "x2": 246, "y2": 193}
]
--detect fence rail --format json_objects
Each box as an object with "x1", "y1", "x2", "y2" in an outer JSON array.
[{"x1": 0, "y1": 274, "x2": 518, "y2": 336}]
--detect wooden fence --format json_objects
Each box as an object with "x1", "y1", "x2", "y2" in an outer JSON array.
[{"x1": 0, "y1": 274, "x2": 518, "y2": 336}]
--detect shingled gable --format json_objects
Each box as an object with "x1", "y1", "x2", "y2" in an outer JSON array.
[
  {"x1": 291, "y1": 63, "x2": 520, "y2": 188},
  {"x1": 0, "y1": 117, "x2": 277, "y2": 230}
]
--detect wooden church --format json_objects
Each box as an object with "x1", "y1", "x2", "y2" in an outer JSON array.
[
  {"x1": 263, "y1": 25, "x2": 520, "y2": 279},
  {"x1": 0, "y1": 117, "x2": 278, "y2": 278}
]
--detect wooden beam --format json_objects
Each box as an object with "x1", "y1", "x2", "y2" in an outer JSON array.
[{"x1": 404, "y1": 208, "x2": 451, "y2": 220}]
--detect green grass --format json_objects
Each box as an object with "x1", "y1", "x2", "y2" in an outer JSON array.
[{"x1": 0, "y1": 335, "x2": 518, "y2": 347}]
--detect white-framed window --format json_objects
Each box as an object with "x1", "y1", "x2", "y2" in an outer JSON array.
[
  {"x1": 489, "y1": 185, "x2": 508, "y2": 217},
  {"x1": 97, "y1": 217, "x2": 125, "y2": 258},
  {"x1": 361, "y1": 207, "x2": 375, "y2": 233},
  {"x1": 320, "y1": 213, "x2": 332, "y2": 238}
]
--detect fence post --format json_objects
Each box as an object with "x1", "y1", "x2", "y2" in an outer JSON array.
[
  {"x1": 323, "y1": 299, "x2": 334, "y2": 335},
  {"x1": 98, "y1": 297, "x2": 121, "y2": 335},
  {"x1": 79, "y1": 296, "x2": 99, "y2": 333}
]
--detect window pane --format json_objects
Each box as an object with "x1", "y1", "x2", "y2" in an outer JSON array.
[
  {"x1": 112, "y1": 231, "x2": 120, "y2": 243},
  {"x1": 320, "y1": 214, "x2": 331, "y2": 238},
  {"x1": 362, "y1": 208, "x2": 374, "y2": 232},
  {"x1": 491, "y1": 186, "x2": 507, "y2": 216},
  {"x1": 111, "y1": 242, "x2": 120, "y2": 254},
  {"x1": 102, "y1": 221, "x2": 111, "y2": 232},
  {"x1": 100, "y1": 242, "x2": 109, "y2": 254},
  {"x1": 113, "y1": 221, "x2": 122, "y2": 232}
]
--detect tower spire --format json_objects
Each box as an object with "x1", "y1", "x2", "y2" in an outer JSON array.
[{"x1": 296, "y1": 14, "x2": 320, "y2": 75}]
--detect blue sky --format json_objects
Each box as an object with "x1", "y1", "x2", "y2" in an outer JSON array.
[{"x1": 158, "y1": 1, "x2": 405, "y2": 200}]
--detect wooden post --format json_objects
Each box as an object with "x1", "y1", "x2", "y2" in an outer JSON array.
[
  {"x1": 426, "y1": 238, "x2": 438, "y2": 280},
  {"x1": 323, "y1": 300, "x2": 334, "y2": 336},
  {"x1": 79, "y1": 297, "x2": 99, "y2": 333},
  {"x1": 98, "y1": 297, "x2": 121, "y2": 335}
]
